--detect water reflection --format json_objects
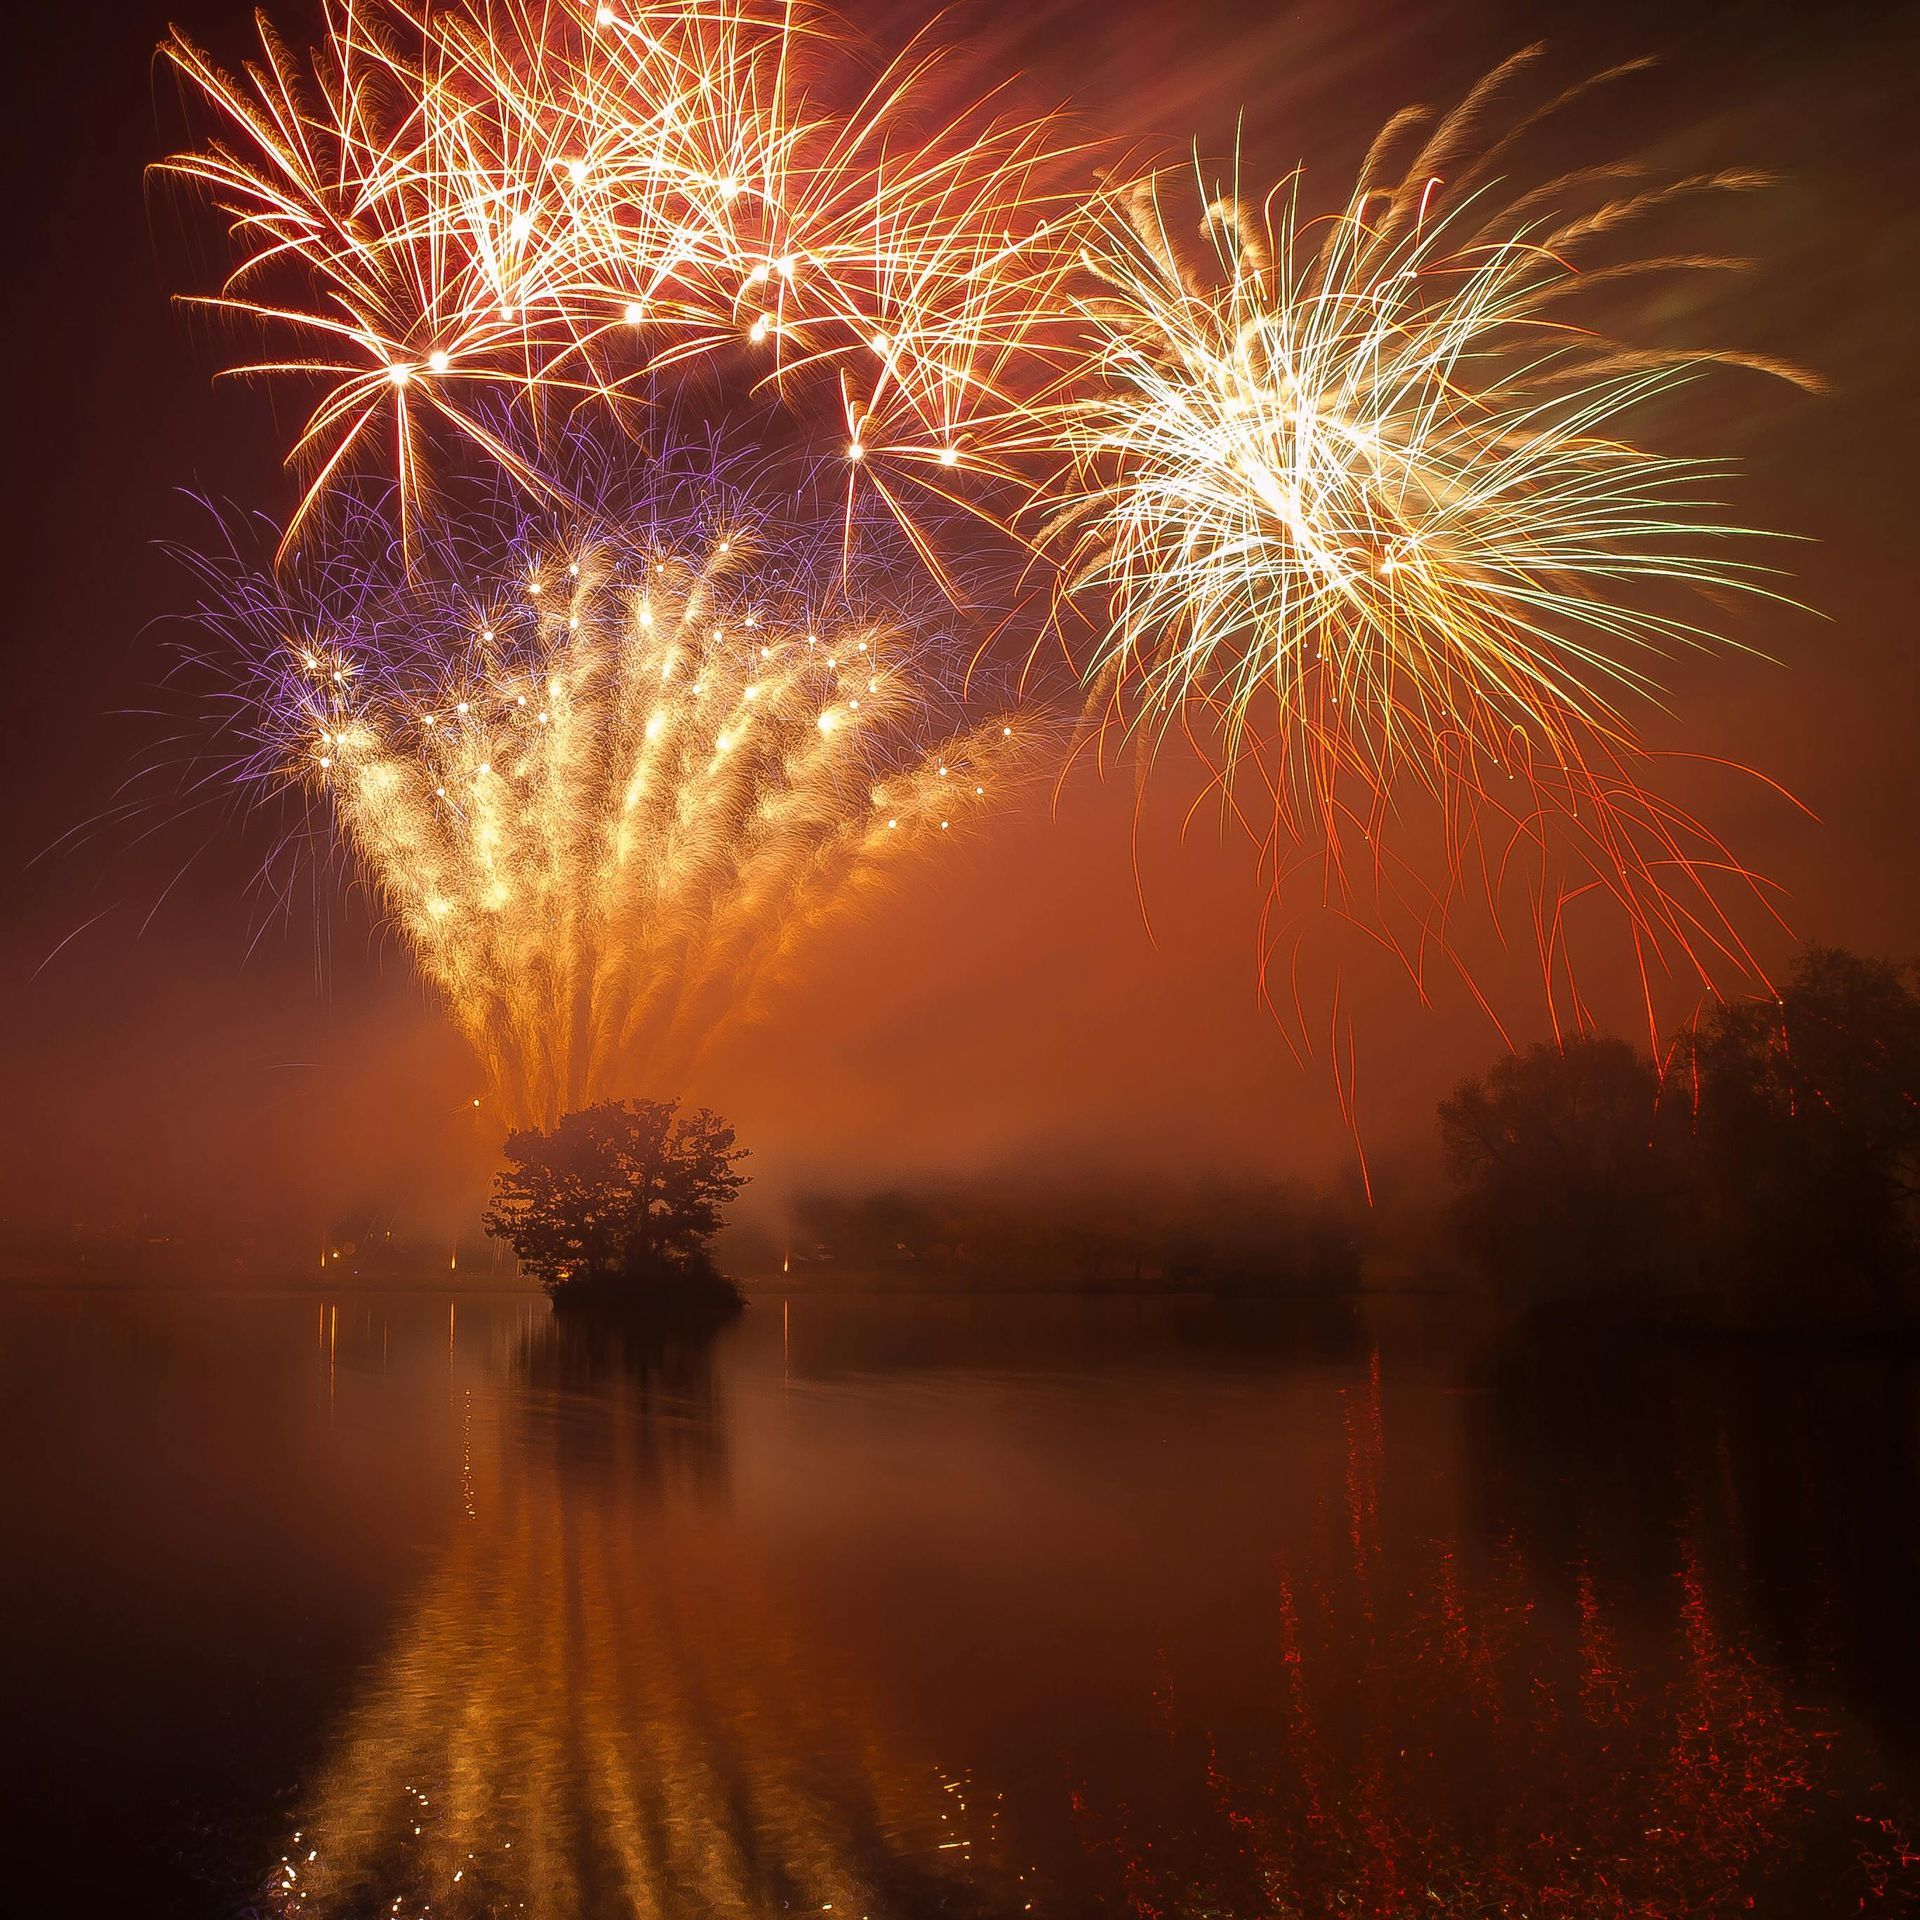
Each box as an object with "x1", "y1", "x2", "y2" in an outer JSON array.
[
  {"x1": 507, "y1": 1314, "x2": 732, "y2": 1496},
  {"x1": 1064, "y1": 1340, "x2": 1920, "y2": 1917},
  {"x1": 263, "y1": 1314, "x2": 1004, "y2": 1920},
  {"x1": 251, "y1": 1306, "x2": 1920, "y2": 1919},
  {"x1": 9, "y1": 1292, "x2": 1913, "y2": 1917},
  {"x1": 1072, "y1": 1536, "x2": 1915, "y2": 1914},
  {"x1": 1468, "y1": 1328, "x2": 1920, "y2": 1771}
]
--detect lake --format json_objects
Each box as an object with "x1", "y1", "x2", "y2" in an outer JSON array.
[{"x1": 2, "y1": 1285, "x2": 1917, "y2": 1916}]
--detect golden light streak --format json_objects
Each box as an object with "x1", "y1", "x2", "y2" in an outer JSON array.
[
  {"x1": 254, "y1": 512, "x2": 1027, "y2": 1125},
  {"x1": 262, "y1": 1321, "x2": 1000, "y2": 1919}
]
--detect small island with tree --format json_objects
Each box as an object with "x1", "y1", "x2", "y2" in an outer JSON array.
[{"x1": 483, "y1": 1097, "x2": 749, "y2": 1321}]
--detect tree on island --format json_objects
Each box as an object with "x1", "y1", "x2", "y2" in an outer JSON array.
[{"x1": 483, "y1": 1098, "x2": 749, "y2": 1311}]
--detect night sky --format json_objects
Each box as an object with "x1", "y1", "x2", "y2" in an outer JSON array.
[{"x1": 3, "y1": 0, "x2": 1915, "y2": 1248}]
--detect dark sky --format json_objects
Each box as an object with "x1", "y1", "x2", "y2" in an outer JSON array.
[{"x1": 2, "y1": 0, "x2": 1915, "y2": 1250}]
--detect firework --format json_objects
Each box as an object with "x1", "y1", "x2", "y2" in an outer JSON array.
[
  {"x1": 1024, "y1": 53, "x2": 1813, "y2": 1037},
  {"x1": 159, "y1": 4, "x2": 1813, "y2": 1105},
  {"x1": 188, "y1": 481, "x2": 1028, "y2": 1123},
  {"x1": 157, "y1": 0, "x2": 1084, "y2": 560}
]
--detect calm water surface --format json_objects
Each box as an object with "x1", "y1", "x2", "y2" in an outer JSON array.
[{"x1": 3, "y1": 1286, "x2": 1918, "y2": 1917}]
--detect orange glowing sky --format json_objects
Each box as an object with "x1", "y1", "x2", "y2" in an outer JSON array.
[{"x1": 0, "y1": 0, "x2": 1914, "y2": 1249}]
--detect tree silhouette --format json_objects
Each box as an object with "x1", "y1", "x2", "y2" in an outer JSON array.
[
  {"x1": 1438, "y1": 1035, "x2": 1680, "y2": 1308},
  {"x1": 1675, "y1": 946, "x2": 1920, "y2": 1318},
  {"x1": 483, "y1": 1099, "x2": 748, "y2": 1307},
  {"x1": 1440, "y1": 948, "x2": 1920, "y2": 1324}
]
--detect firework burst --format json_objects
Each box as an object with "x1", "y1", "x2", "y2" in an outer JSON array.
[
  {"x1": 186, "y1": 482, "x2": 1030, "y2": 1123},
  {"x1": 1024, "y1": 53, "x2": 1814, "y2": 1043},
  {"x1": 157, "y1": 0, "x2": 1086, "y2": 562}
]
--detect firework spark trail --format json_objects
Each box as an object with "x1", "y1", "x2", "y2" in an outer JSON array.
[
  {"x1": 188, "y1": 487, "x2": 1030, "y2": 1124},
  {"x1": 1018, "y1": 54, "x2": 1815, "y2": 1044},
  {"x1": 156, "y1": 0, "x2": 1089, "y2": 559}
]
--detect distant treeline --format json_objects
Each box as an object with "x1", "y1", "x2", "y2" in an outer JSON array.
[
  {"x1": 783, "y1": 1179, "x2": 1359, "y2": 1294},
  {"x1": 1441, "y1": 946, "x2": 1920, "y2": 1328}
]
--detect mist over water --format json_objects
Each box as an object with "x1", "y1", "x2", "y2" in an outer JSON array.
[{"x1": 2, "y1": 1285, "x2": 1917, "y2": 1917}]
